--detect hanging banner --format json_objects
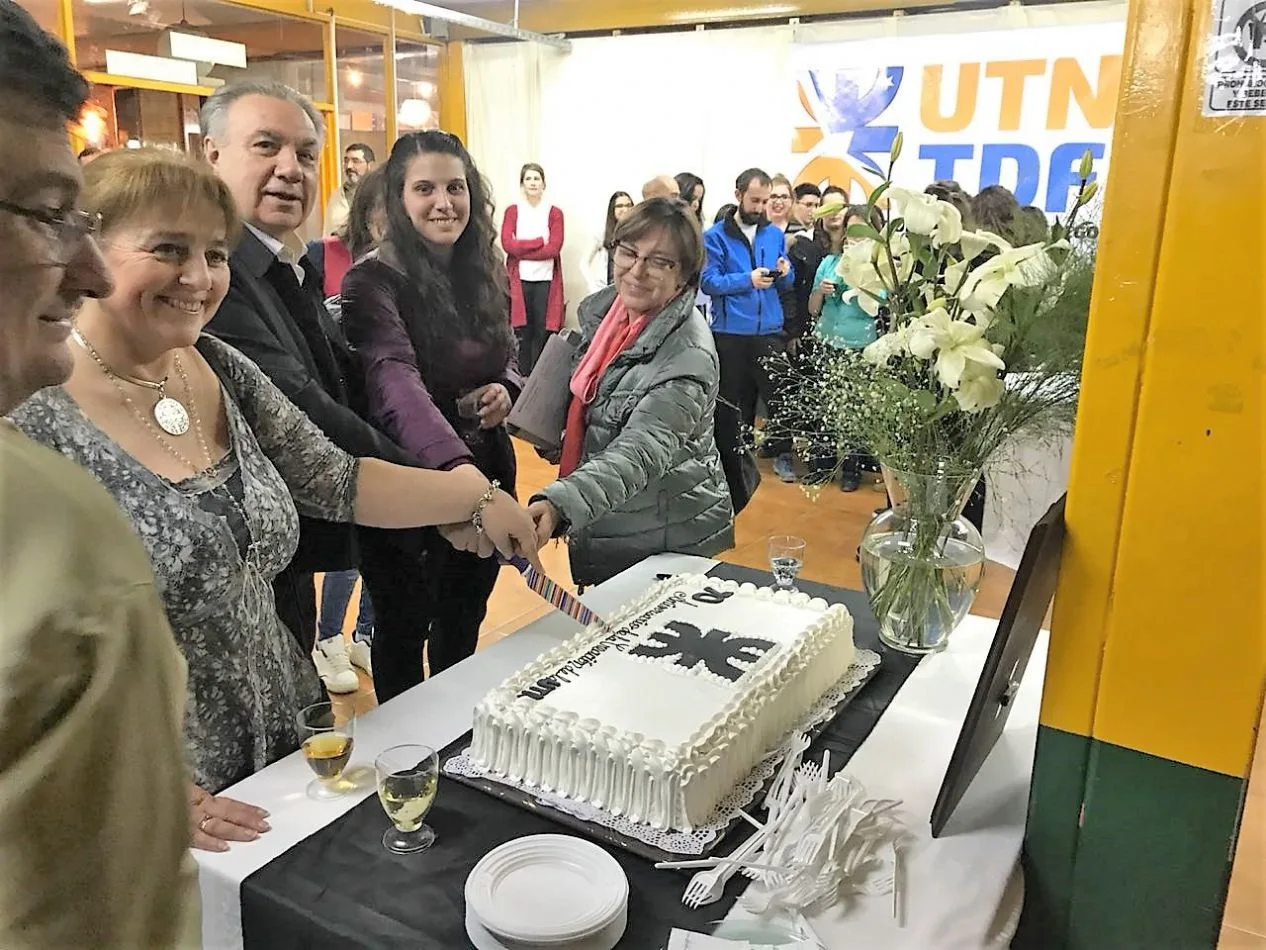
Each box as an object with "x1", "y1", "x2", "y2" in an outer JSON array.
[{"x1": 790, "y1": 22, "x2": 1126, "y2": 214}]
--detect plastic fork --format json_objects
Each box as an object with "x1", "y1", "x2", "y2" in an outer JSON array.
[{"x1": 681, "y1": 820, "x2": 773, "y2": 908}]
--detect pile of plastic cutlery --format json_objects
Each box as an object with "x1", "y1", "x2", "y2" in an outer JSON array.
[{"x1": 656, "y1": 738, "x2": 910, "y2": 921}]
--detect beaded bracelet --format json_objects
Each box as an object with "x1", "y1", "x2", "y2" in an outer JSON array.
[{"x1": 471, "y1": 479, "x2": 501, "y2": 535}]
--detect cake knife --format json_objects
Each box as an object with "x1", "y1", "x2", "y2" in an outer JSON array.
[{"x1": 503, "y1": 554, "x2": 604, "y2": 627}]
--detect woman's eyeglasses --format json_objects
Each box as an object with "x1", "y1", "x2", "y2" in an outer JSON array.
[
  {"x1": 612, "y1": 243, "x2": 678, "y2": 278},
  {"x1": 0, "y1": 200, "x2": 101, "y2": 262}
]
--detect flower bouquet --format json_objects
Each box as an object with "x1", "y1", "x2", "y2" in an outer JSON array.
[{"x1": 769, "y1": 135, "x2": 1098, "y2": 653}]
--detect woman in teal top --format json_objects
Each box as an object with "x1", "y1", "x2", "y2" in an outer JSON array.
[
  {"x1": 806, "y1": 204, "x2": 881, "y2": 489},
  {"x1": 808, "y1": 205, "x2": 880, "y2": 350}
]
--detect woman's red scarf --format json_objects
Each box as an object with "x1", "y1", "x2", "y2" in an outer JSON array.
[{"x1": 558, "y1": 295, "x2": 651, "y2": 477}]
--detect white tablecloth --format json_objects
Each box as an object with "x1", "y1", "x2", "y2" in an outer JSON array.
[{"x1": 195, "y1": 553, "x2": 1045, "y2": 950}]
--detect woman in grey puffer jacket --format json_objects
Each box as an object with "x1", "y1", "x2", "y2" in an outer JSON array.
[{"x1": 528, "y1": 198, "x2": 734, "y2": 586}]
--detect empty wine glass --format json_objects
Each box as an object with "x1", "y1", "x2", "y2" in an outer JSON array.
[
  {"x1": 297, "y1": 701, "x2": 356, "y2": 800},
  {"x1": 376, "y1": 744, "x2": 440, "y2": 854},
  {"x1": 768, "y1": 535, "x2": 807, "y2": 592}
]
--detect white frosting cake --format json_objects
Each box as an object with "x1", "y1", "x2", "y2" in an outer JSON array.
[{"x1": 469, "y1": 575, "x2": 855, "y2": 831}]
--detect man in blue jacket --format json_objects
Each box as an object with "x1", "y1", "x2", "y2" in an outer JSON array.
[{"x1": 702, "y1": 168, "x2": 795, "y2": 511}]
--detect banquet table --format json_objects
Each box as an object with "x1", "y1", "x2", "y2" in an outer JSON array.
[{"x1": 195, "y1": 553, "x2": 1047, "y2": 950}]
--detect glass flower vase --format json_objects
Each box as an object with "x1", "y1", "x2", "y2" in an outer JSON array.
[{"x1": 858, "y1": 463, "x2": 986, "y2": 655}]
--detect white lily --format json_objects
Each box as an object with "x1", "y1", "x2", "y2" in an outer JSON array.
[
  {"x1": 955, "y1": 365, "x2": 1007, "y2": 412},
  {"x1": 942, "y1": 258, "x2": 971, "y2": 297},
  {"x1": 1014, "y1": 238, "x2": 1069, "y2": 285},
  {"x1": 905, "y1": 308, "x2": 1006, "y2": 388},
  {"x1": 933, "y1": 201, "x2": 963, "y2": 247},
  {"x1": 959, "y1": 229, "x2": 1012, "y2": 261},
  {"x1": 875, "y1": 230, "x2": 915, "y2": 285},
  {"x1": 957, "y1": 244, "x2": 1049, "y2": 318},
  {"x1": 888, "y1": 187, "x2": 963, "y2": 247},
  {"x1": 838, "y1": 239, "x2": 887, "y2": 316}
]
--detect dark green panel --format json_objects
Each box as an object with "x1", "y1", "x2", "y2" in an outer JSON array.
[
  {"x1": 1019, "y1": 731, "x2": 1245, "y2": 949},
  {"x1": 1016, "y1": 725, "x2": 1091, "y2": 949}
]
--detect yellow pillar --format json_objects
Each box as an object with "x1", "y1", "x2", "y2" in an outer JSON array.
[
  {"x1": 438, "y1": 41, "x2": 468, "y2": 145},
  {"x1": 1023, "y1": 0, "x2": 1265, "y2": 945}
]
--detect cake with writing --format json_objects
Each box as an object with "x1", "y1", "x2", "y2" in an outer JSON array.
[{"x1": 468, "y1": 575, "x2": 855, "y2": 831}]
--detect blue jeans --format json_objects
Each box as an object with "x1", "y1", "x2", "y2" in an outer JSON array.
[{"x1": 317, "y1": 570, "x2": 374, "y2": 642}]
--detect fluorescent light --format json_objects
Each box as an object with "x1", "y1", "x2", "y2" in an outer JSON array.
[
  {"x1": 105, "y1": 50, "x2": 200, "y2": 85},
  {"x1": 669, "y1": 4, "x2": 796, "y2": 20},
  {"x1": 159, "y1": 31, "x2": 247, "y2": 69}
]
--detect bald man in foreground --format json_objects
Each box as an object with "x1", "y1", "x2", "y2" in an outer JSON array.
[{"x1": 642, "y1": 175, "x2": 680, "y2": 200}]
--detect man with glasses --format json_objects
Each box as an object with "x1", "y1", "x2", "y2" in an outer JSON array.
[
  {"x1": 701, "y1": 167, "x2": 796, "y2": 505},
  {"x1": 789, "y1": 182, "x2": 823, "y2": 235},
  {"x1": 325, "y1": 141, "x2": 376, "y2": 234},
  {"x1": 0, "y1": 3, "x2": 197, "y2": 944}
]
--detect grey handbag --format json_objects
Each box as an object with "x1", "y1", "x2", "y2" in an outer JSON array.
[{"x1": 505, "y1": 329, "x2": 582, "y2": 451}]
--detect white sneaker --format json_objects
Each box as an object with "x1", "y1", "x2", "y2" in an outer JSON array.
[
  {"x1": 312, "y1": 637, "x2": 360, "y2": 694},
  {"x1": 348, "y1": 639, "x2": 373, "y2": 676}
]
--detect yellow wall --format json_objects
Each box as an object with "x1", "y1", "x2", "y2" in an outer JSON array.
[{"x1": 1045, "y1": 0, "x2": 1265, "y2": 777}]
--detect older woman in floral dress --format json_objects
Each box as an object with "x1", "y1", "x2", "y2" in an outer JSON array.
[{"x1": 8, "y1": 148, "x2": 539, "y2": 851}]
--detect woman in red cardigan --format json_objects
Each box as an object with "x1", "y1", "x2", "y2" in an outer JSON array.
[{"x1": 501, "y1": 163, "x2": 565, "y2": 374}]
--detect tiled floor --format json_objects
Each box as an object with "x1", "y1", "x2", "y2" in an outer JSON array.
[{"x1": 321, "y1": 437, "x2": 1263, "y2": 942}]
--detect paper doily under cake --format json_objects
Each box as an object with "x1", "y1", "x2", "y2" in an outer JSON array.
[{"x1": 443, "y1": 649, "x2": 881, "y2": 855}]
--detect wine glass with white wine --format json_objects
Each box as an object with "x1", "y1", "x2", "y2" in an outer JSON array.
[
  {"x1": 376, "y1": 744, "x2": 440, "y2": 854},
  {"x1": 297, "y1": 701, "x2": 356, "y2": 800}
]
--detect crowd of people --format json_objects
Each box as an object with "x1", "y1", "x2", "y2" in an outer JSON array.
[{"x1": 0, "y1": 3, "x2": 1051, "y2": 940}]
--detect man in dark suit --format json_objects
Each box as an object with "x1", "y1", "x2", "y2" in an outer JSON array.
[{"x1": 201, "y1": 80, "x2": 431, "y2": 663}]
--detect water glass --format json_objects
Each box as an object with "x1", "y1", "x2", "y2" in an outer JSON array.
[
  {"x1": 297, "y1": 701, "x2": 356, "y2": 800},
  {"x1": 768, "y1": 535, "x2": 807, "y2": 592},
  {"x1": 376, "y1": 744, "x2": 440, "y2": 854}
]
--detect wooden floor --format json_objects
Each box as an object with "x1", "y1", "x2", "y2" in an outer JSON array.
[{"x1": 322, "y1": 437, "x2": 1263, "y2": 944}]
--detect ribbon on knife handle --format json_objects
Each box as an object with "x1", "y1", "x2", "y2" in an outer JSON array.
[{"x1": 504, "y1": 554, "x2": 601, "y2": 627}]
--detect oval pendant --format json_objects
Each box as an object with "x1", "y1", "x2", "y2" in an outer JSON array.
[{"x1": 153, "y1": 396, "x2": 191, "y2": 436}]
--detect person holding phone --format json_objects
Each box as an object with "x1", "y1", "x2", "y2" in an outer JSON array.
[
  {"x1": 807, "y1": 202, "x2": 885, "y2": 490},
  {"x1": 700, "y1": 168, "x2": 796, "y2": 502}
]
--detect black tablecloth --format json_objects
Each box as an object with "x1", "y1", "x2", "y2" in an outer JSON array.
[{"x1": 241, "y1": 564, "x2": 920, "y2": 949}]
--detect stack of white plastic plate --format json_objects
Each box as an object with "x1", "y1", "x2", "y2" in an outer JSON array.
[{"x1": 465, "y1": 834, "x2": 629, "y2": 950}]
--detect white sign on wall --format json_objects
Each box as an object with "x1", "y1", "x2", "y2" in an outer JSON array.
[
  {"x1": 788, "y1": 22, "x2": 1127, "y2": 213},
  {"x1": 1203, "y1": 0, "x2": 1266, "y2": 116}
]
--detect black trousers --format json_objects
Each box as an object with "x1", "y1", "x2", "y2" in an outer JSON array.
[
  {"x1": 360, "y1": 529, "x2": 501, "y2": 703},
  {"x1": 516, "y1": 280, "x2": 552, "y2": 376},
  {"x1": 274, "y1": 568, "x2": 318, "y2": 654},
  {"x1": 713, "y1": 331, "x2": 785, "y2": 503}
]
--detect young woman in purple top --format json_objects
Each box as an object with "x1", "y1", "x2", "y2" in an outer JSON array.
[{"x1": 341, "y1": 131, "x2": 521, "y2": 701}]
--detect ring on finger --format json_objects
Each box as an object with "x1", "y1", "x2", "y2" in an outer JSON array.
[{"x1": 199, "y1": 815, "x2": 214, "y2": 833}]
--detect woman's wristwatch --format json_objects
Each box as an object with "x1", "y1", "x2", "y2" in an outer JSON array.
[{"x1": 471, "y1": 479, "x2": 501, "y2": 535}]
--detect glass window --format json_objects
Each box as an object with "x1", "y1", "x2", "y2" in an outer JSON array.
[
  {"x1": 395, "y1": 41, "x2": 441, "y2": 133},
  {"x1": 70, "y1": 0, "x2": 327, "y2": 103},
  {"x1": 336, "y1": 26, "x2": 387, "y2": 170}
]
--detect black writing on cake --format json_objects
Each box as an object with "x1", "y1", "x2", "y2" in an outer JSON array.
[
  {"x1": 688, "y1": 586, "x2": 734, "y2": 605},
  {"x1": 517, "y1": 592, "x2": 689, "y2": 700},
  {"x1": 629, "y1": 621, "x2": 775, "y2": 682}
]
